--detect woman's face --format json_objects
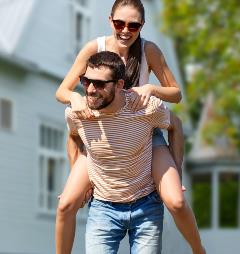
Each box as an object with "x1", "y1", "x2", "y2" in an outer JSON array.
[{"x1": 110, "y1": 5, "x2": 144, "y2": 49}]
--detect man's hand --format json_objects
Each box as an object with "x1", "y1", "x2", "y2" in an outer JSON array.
[{"x1": 70, "y1": 92, "x2": 94, "y2": 119}]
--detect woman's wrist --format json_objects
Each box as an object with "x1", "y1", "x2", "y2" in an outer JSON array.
[
  {"x1": 147, "y1": 84, "x2": 158, "y2": 97},
  {"x1": 148, "y1": 85, "x2": 181, "y2": 103},
  {"x1": 70, "y1": 91, "x2": 83, "y2": 104}
]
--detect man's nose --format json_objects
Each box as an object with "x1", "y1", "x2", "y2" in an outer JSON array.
[{"x1": 87, "y1": 82, "x2": 97, "y2": 93}]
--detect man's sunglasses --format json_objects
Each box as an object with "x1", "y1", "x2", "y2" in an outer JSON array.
[
  {"x1": 112, "y1": 19, "x2": 142, "y2": 32},
  {"x1": 80, "y1": 76, "x2": 117, "y2": 89}
]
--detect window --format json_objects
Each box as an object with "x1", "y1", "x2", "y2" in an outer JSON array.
[
  {"x1": 192, "y1": 173, "x2": 212, "y2": 228},
  {"x1": 40, "y1": 125, "x2": 64, "y2": 151},
  {"x1": 0, "y1": 98, "x2": 13, "y2": 130},
  {"x1": 70, "y1": 0, "x2": 91, "y2": 55},
  {"x1": 38, "y1": 123, "x2": 66, "y2": 213},
  {"x1": 219, "y1": 173, "x2": 239, "y2": 228},
  {"x1": 190, "y1": 165, "x2": 240, "y2": 230}
]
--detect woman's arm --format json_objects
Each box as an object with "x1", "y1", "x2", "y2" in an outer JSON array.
[
  {"x1": 145, "y1": 41, "x2": 182, "y2": 103},
  {"x1": 55, "y1": 39, "x2": 98, "y2": 104}
]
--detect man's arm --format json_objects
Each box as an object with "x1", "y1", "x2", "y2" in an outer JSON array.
[
  {"x1": 67, "y1": 133, "x2": 86, "y2": 170},
  {"x1": 167, "y1": 112, "x2": 184, "y2": 180}
]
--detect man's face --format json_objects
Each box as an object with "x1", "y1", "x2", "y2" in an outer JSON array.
[{"x1": 83, "y1": 67, "x2": 117, "y2": 110}]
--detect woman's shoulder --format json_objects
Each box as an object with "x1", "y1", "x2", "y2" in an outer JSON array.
[
  {"x1": 143, "y1": 40, "x2": 162, "y2": 55},
  {"x1": 94, "y1": 35, "x2": 115, "y2": 52},
  {"x1": 77, "y1": 36, "x2": 109, "y2": 57},
  {"x1": 105, "y1": 35, "x2": 116, "y2": 50},
  {"x1": 79, "y1": 39, "x2": 98, "y2": 55},
  {"x1": 142, "y1": 39, "x2": 163, "y2": 64}
]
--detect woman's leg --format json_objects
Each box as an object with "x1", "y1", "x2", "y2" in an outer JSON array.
[
  {"x1": 55, "y1": 154, "x2": 92, "y2": 254},
  {"x1": 152, "y1": 146, "x2": 205, "y2": 254}
]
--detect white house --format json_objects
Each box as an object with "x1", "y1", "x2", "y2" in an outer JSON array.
[{"x1": 0, "y1": 0, "x2": 190, "y2": 253}]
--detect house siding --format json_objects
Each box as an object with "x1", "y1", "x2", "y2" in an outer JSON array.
[{"x1": 0, "y1": 64, "x2": 71, "y2": 254}]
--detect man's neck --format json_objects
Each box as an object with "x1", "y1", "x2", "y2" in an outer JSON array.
[{"x1": 99, "y1": 90, "x2": 126, "y2": 114}]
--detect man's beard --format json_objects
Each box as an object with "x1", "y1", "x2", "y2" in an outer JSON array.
[{"x1": 86, "y1": 87, "x2": 115, "y2": 110}]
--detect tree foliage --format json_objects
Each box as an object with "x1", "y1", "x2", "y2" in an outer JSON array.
[{"x1": 161, "y1": 0, "x2": 240, "y2": 151}]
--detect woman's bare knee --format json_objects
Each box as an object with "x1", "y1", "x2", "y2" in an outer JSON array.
[
  {"x1": 165, "y1": 195, "x2": 186, "y2": 213},
  {"x1": 57, "y1": 197, "x2": 80, "y2": 217}
]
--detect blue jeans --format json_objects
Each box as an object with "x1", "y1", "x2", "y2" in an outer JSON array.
[
  {"x1": 85, "y1": 191, "x2": 164, "y2": 254},
  {"x1": 152, "y1": 128, "x2": 167, "y2": 147}
]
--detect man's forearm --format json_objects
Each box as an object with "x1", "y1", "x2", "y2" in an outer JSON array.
[
  {"x1": 168, "y1": 112, "x2": 184, "y2": 179},
  {"x1": 67, "y1": 133, "x2": 86, "y2": 169}
]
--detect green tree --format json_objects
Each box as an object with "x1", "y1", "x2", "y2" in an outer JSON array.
[{"x1": 161, "y1": 0, "x2": 240, "y2": 151}]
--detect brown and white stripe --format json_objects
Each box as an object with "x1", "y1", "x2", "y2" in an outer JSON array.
[{"x1": 65, "y1": 92, "x2": 170, "y2": 202}]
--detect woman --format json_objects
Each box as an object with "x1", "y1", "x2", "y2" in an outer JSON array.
[{"x1": 55, "y1": 0, "x2": 205, "y2": 253}]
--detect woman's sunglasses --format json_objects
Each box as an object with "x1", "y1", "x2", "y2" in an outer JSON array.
[
  {"x1": 112, "y1": 19, "x2": 142, "y2": 32},
  {"x1": 80, "y1": 76, "x2": 117, "y2": 89}
]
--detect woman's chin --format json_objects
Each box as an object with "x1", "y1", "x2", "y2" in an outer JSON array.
[{"x1": 117, "y1": 39, "x2": 132, "y2": 48}]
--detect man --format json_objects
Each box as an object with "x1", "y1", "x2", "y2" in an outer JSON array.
[{"x1": 62, "y1": 51, "x2": 180, "y2": 254}]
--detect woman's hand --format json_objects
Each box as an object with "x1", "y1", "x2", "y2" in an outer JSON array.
[
  {"x1": 70, "y1": 92, "x2": 94, "y2": 119},
  {"x1": 80, "y1": 188, "x2": 93, "y2": 208},
  {"x1": 127, "y1": 84, "x2": 154, "y2": 111}
]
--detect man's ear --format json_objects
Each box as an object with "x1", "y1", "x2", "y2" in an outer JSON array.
[{"x1": 116, "y1": 79, "x2": 125, "y2": 90}]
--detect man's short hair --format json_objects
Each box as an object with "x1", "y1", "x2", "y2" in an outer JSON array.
[{"x1": 87, "y1": 51, "x2": 125, "y2": 81}]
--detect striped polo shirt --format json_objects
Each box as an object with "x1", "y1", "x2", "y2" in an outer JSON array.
[{"x1": 65, "y1": 91, "x2": 170, "y2": 203}]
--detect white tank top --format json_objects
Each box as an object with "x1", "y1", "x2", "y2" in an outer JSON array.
[{"x1": 97, "y1": 36, "x2": 150, "y2": 86}]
